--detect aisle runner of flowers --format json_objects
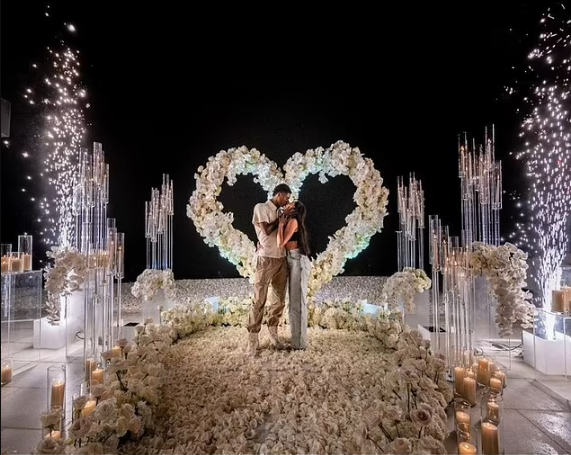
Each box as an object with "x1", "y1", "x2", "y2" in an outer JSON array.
[{"x1": 36, "y1": 300, "x2": 452, "y2": 455}]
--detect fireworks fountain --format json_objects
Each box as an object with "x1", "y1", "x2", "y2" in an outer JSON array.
[
  {"x1": 22, "y1": 22, "x2": 87, "y2": 249},
  {"x1": 513, "y1": 5, "x2": 571, "y2": 317}
]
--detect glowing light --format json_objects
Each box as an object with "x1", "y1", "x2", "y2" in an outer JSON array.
[
  {"x1": 512, "y1": 4, "x2": 570, "y2": 314},
  {"x1": 24, "y1": 28, "x2": 87, "y2": 247}
]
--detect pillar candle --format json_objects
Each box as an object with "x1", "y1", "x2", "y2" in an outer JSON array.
[
  {"x1": 22, "y1": 253, "x2": 32, "y2": 271},
  {"x1": 494, "y1": 370, "x2": 507, "y2": 388},
  {"x1": 466, "y1": 368, "x2": 476, "y2": 380},
  {"x1": 0, "y1": 257, "x2": 8, "y2": 273},
  {"x1": 462, "y1": 377, "x2": 477, "y2": 405},
  {"x1": 111, "y1": 346, "x2": 122, "y2": 358},
  {"x1": 82, "y1": 399, "x2": 97, "y2": 417},
  {"x1": 454, "y1": 367, "x2": 465, "y2": 395},
  {"x1": 91, "y1": 368, "x2": 105, "y2": 385},
  {"x1": 563, "y1": 287, "x2": 571, "y2": 312},
  {"x1": 481, "y1": 421, "x2": 500, "y2": 455},
  {"x1": 50, "y1": 381, "x2": 65, "y2": 409},
  {"x1": 10, "y1": 258, "x2": 22, "y2": 273},
  {"x1": 456, "y1": 410, "x2": 471, "y2": 427},
  {"x1": 85, "y1": 358, "x2": 96, "y2": 381},
  {"x1": 477, "y1": 360, "x2": 491, "y2": 386},
  {"x1": 552, "y1": 290, "x2": 565, "y2": 313},
  {"x1": 458, "y1": 442, "x2": 478, "y2": 455},
  {"x1": 487, "y1": 401, "x2": 501, "y2": 422},
  {"x1": 489, "y1": 377, "x2": 503, "y2": 394},
  {"x1": 1, "y1": 364, "x2": 12, "y2": 384}
]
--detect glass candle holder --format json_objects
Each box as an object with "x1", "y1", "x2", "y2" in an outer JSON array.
[
  {"x1": 1, "y1": 358, "x2": 13, "y2": 385},
  {"x1": 90, "y1": 363, "x2": 105, "y2": 385},
  {"x1": 85, "y1": 357, "x2": 97, "y2": 382},
  {"x1": 18, "y1": 235, "x2": 33, "y2": 271},
  {"x1": 481, "y1": 391, "x2": 503, "y2": 424},
  {"x1": 72, "y1": 382, "x2": 90, "y2": 422},
  {"x1": 491, "y1": 365, "x2": 507, "y2": 390},
  {"x1": 477, "y1": 357, "x2": 492, "y2": 386},
  {"x1": 481, "y1": 419, "x2": 504, "y2": 455},
  {"x1": 454, "y1": 398, "x2": 473, "y2": 439},
  {"x1": 47, "y1": 364, "x2": 66, "y2": 410},
  {"x1": 1, "y1": 244, "x2": 12, "y2": 273},
  {"x1": 462, "y1": 367, "x2": 478, "y2": 406},
  {"x1": 8, "y1": 252, "x2": 23, "y2": 273},
  {"x1": 458, "y1": 427, "x2": 479, "y2": 455},
  {"x1": 116, "y1": 232, "x2": 125, "y2": 279}
]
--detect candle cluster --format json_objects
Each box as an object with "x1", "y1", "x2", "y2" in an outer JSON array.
[
  {"x1": 396, "y1": 173, "x2": 425, "y2": 271},
  {"x1": 0, "y1": 235, "x2": 33, "y2": 274},
  {"x1": 145, "y1": 174, "x2": 174, "y2": 271}
]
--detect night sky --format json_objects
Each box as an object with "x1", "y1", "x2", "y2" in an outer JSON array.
[{"x1": 1, "y1": 1, "x2": 548, "y2": 281}]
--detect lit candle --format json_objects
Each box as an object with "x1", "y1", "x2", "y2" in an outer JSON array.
[
  {"x1": 111, "y1": 346, "x2": 122, "y2": 358},
  {"x1": 456, "y1": 410, "x2": 471, "y2": 427},
  {"x1": 10, "y1": 258, "x2": 22, "y2": 273},
  {"x1": 1, "y1": 364, "x2": 12, "y2": 384},
  {"x1": 0, "y1": 257, "x2": 8, "y2": 273},
  {"x1": 85, "y1": 358, "x2": 96, "y2": 381},
  {"x1": 82, "y1": 399, "x2": 97, "y2": 417},
  {"x1": 45, "y1": 430, "x2": 62, "y2": 440},
  {"x1": 481, "y1": 421, "x2": 500, "y2": 455},
  {"x1": 487, "y1": 401, "x2": 501, "y2": 422},
  {"x1": 489, "y1": 377, "x2": 503, "y2": 394},
  {"x1": 466, "y1": 368, "x2": 476, "y2": 380},
  {"x1": 494, "y1": 371, "x2": 507, "y2": 388},
  {"x1": 50, "y1": 381, "x2": 65, "y2": 409},
  {"x1": 91, "y1": 367, "x2": 105, "y2": 385},
  {"x1": 458, "y1": 442, "x2": 478, "y2": 455},
  {"x1": 462, "y1": 377, "x2": 477, "y2": 405},
  {"x1": 563, "y1": 287, "x2": 571, "y2": 312},
  {"x1": 454, "y1": 367, "x2": 465, "y2": 395},
  {"x1": 477, "y1": 359, "x2": 491, "y2": 386},
  {"x1": 22, "y1": 253, "x2": 32, "y2": 271},
  {"x1": 551, "y1": 290, "x2": 565, "y2": 313}
]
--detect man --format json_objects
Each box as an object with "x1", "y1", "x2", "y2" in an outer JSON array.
[{"x1": 247, "y1": 183, "x2": 292, "y2": 355}]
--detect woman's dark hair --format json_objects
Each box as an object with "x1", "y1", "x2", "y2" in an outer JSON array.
[{"x1": 292, "y1": 201, "x2": 311, "y2": 256}]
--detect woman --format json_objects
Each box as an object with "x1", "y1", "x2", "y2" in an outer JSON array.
[{"x1": 277, "y1": 200, "x2": 311, "y2": 350}]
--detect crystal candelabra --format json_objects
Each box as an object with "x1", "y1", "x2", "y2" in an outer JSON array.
[
  {"x1": 396, "y1": 173, "x2": 425, "y2": 271},
  {"x1": 145, "y1": 174, "x2": 174, "y2": 271},
  {"x1": 458, "y1": 125, "x2": 502, "y2": 247},
  {"x1": 72, "y1": 142, "x2": 125, "y2": 372},
  {"x1": 428, "y1": 127, "x2": 503, "y2": 373}
]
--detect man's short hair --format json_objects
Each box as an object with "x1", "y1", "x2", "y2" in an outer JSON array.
[{"x1": 273, "y1": 184, "x2": 292, "y2": 196}]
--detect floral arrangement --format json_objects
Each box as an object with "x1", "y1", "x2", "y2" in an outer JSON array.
[
  {"x1": 34, "y1": 322, "x2": 176, "y2": 455},
  {"x1": 469, "y1": 242, "x2": 535, "y2": 337},
  {"x1": 381, "y1": 268, "x2": 432, "y2": 314},
  {"x1": 187, "y1": 141, "x2": 390, "y2": 299},
  {"x1": 43, "y1": 246, "x2": 89, "y2": 325},
  {"x1": 131, "y1": 268, "x2": 175, "y2": 301},
  {"x1": 154, "y1": 300, "x2": 452, "y2": 454}
]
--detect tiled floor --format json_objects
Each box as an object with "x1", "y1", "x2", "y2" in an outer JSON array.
[{"x1": 2, "y1": 326, "x2": 571, "y2": 454}]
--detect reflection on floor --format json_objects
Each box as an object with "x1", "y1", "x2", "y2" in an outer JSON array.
[{"x1": 2, "y1": 314, "x2": 570, "y2": 454}]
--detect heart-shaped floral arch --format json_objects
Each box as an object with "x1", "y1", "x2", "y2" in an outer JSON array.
[{"x1": 187, "y1": 140, "x2": 389, "y2": 300}]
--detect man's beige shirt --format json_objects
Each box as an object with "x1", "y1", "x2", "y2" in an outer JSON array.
[{"x1": 252, "y1": 200, "x2": 285, "y2": 258}]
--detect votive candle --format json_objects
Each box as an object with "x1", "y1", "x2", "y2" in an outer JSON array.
[
  {"x1": 1, "y1": 364, "x2": 12, "y2": 385},
  {"x1": 481, "y1": 421, "x2": 500, "y2": 455},
  {"x1": 489, "y1": 377, "x2": 503, "y2": 394},
  {"x1": 456, "y1": 410, "x2": 471, "y2": 427},
  {"x1": 91, "y1": 367, "x2": 105, "y2": 385},
  {"x1": 487, "y1": 401, "x2": 501, "y2": 422},
  {"x1": 494, "y1": 370, "x2": 507, "y2": 388},
  {"x1": 45, "y1": 430, "x2": 62, "y2": 440},
  {"x1": 82, "y1": 399, "x2": 97, "y2": 417},
  {"x1": 111, "y1": 346, "x2": 122, "y2": 358}
]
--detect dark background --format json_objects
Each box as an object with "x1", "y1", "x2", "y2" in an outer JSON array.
[{"x1": 1, "y1": 1, "x2": 547, "y2": 281}]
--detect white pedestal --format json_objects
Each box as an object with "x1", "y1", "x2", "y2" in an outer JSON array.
[
  {"x1": 417, "y1": 324, "x2": 448, "y2": 348},
  {"x1": 122, "y1": 322, "x2": 141, "y2": 342},
  {"x1": 33, "y1": 317, "x2": 66, "y2": 349},
  {"x1": 522, "y1": 330, "x2": 571, "y2": 376},
  {"x1": 205, "y1": 296, "x2": 220, "y2": 313},
  {"x1": 65, "y1": 290, "x2": 85, "y2": 347},
  {"x1": 142, "y1": 289, "x2": 165, "y2": 324}
]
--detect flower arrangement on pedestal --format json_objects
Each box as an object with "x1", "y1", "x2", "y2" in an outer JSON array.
[
  {"x1": 131, "y1": 268, "x2": 175, "y2": 301},
  {"x1": 43, "y1": 246, "x2": 88, "y2": 325},
  {"x1": 381, "y1": 267, "x2": 432, "y2": 314},
  {"x1": 187, "y1": 140, "x2": 389, "y2": 300},
  {"x1": 469, "y1": 242, "x2": 535, "y2": 337}
]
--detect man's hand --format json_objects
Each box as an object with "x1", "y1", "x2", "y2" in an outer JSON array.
[{"x1": 284, "y1": 206, "x2": 297, "y2": 217}]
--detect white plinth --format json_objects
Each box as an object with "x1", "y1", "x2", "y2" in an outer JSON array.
[
  {"x1": 33, "y1": 317, "x2": 66, "y2": 349},
  {"x1": 142, "y1": 289, "x2": 166, "y2": 324},
  {"x1": 204, "y1": 296, "x2": 220, "y2": 313},
  {"x1": 417, "y1": 324, "x2": 447, "y2": 348},
  {"x1": 522, "y1": 330, "x2": 571, "y2": 376}
]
